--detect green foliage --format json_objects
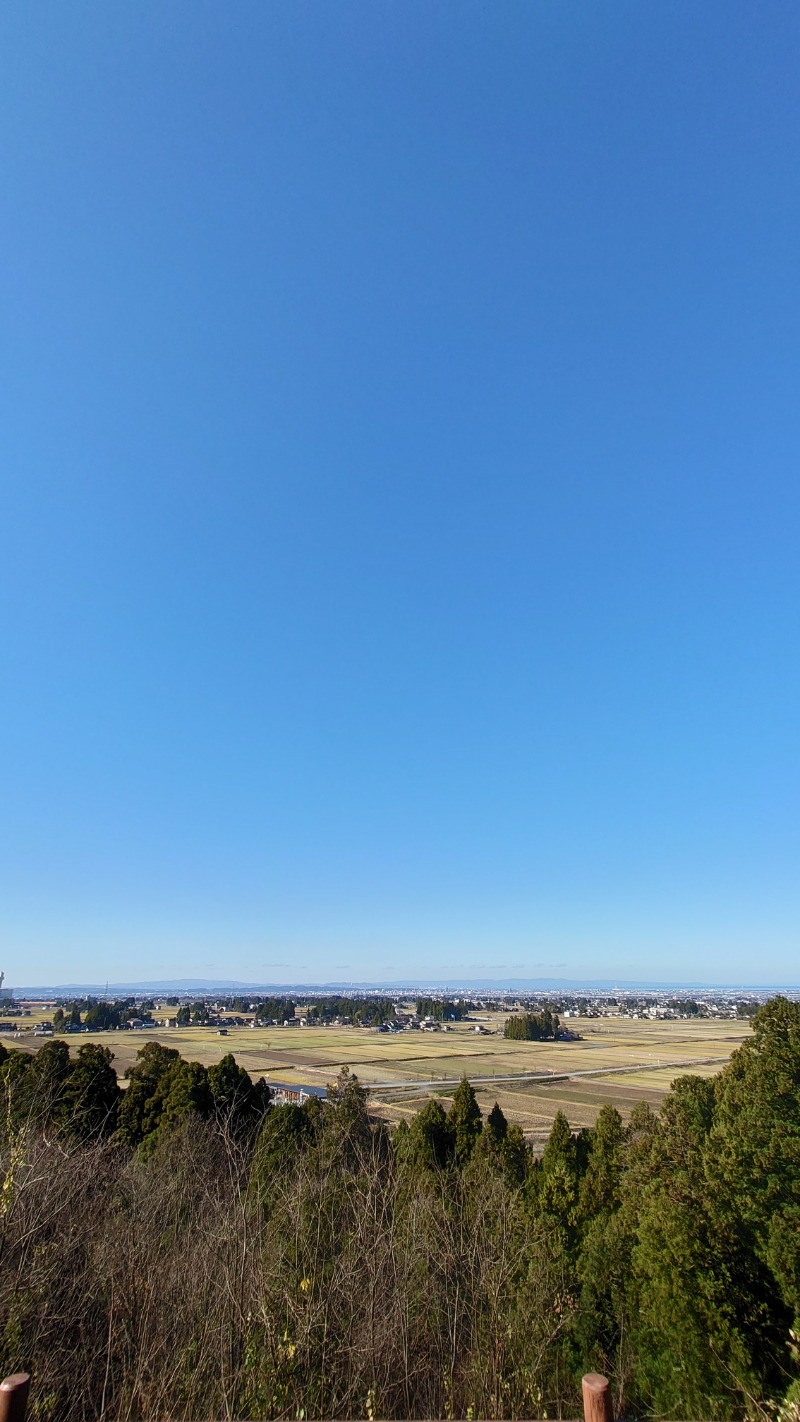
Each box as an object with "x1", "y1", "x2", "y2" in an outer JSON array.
[
  {"x1": 0, "y1": 1038, "x2": 120, "y2": 1140},
  {"x1": 504, "y1": 1007, "x2": 561, "y2": 1040},
  {"x1": 500, "y1": 1122, "x2": 528, "y2": 1186},
  {"x1": 63, "y1": 1043, "x2": 120, "y2": 1139},
  {"x1": 629, "y1": 1189, "x2": 776, "y2": 1417},
  {"x1": 709, "y1": 996, "x2": 800, "y2": 1316},
  {"x1": 157, "y1": 1059, "x2": 213, "y2": 1133},
  {"x1": 407, "y1": 1098, "x2": 454, "y2": 1170},
  {"x1": 253, "y1": 997, "x2": 296, "y2": 1023},
  {"x1": 84, "y1": 1002, "x2": 122, "y2": 1030},
  {"x1": 115, "y1": 1042, "x2": 181, "y2": 1146},
  {"x1": 448, "y1": 1076, "x2": 482, "y2": 1164},
  {"x1": 474, "y1": 1103, "x2": 528, "y2": 1187},
  {"x1": 314, "y1": 995, "x2": 396, "y2": 1025},
  {"x1": 578, "y1": 1104, "x2": 624, "y2": 1220},
  {"x1": 569, "y1": 1008, "x2": 800, "y2": 1418},
  {"x1": 208, "y1": 1052, "x2": 270, "y2": 1132},
  {"x1": 325, "y1": 1065, "x2": 375, "y2": 1161},
  {"x1": 485, "y1": 1100, "x2": 508, "y2": 1144},
  {"x1": 0, "y1": 1048, "x2": 37, "y2": 1134},
  {"x1": 252, "y1": 995, "x2": 395, "y2": 1026},
  {"x1": 416, "y1": 998, "x2": 469, "y2": 1021},
  {"x1": 536, "y1": 1111, "x2": 580, "y2": 1228},
  {"x1": 115, "y1": 1044, "x2": 272, "y2": 1153},
  {"x1": 252, "y1": 1101, "x2": 315, "y2": 1184}
]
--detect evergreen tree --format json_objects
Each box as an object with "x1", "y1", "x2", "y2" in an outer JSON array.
[
  {"x1": 0, "y1": 1047, "x2": 36, "y2": 1134},
  {"x1": 504, "y1": 1009, "x2": 561, "y2": 1040},
  {"x1": 30, "y1": 1038, "x2": 72, "y2": 1126},
  {"x1": 578, "y1": 1105, "x2": 624, "y2": 1222},
  {"x1": 448, "y1": 1076, "x2": 482, "y2": 1165},
  {"x1": 709, "y1": 996, "x2": 800, "y2": 1319},
  {"x1": 536, "y1": 1111, "x2": 580, "y2": 1229},
  {"x1": 208, "y1": 1053, "x2": 270, "y2": 1134},
  {"x1": 501, "y1": 1122, "x2": 529, "y2": 1187},
  {"x1": 63, "y1": 1043, "x2": 120, "y2": 1139},
  {"x1": 151, "y1": 1059, "x2": 213, "y2": 1141},
  {"x1": 627, "y1": 1072, "x2": 783, "y2": 1417},
  {"x1": 485, "y1": 1101, "x2": 508, "y2": 1145},
  {"x1": 116, "y1": 1042, "x2": 181, "y2": 1145},
  {"x1": 253, "y1": 1102, "x2": 315, "y2": 1183},
  {"x1": 408, "y1": 1098, "x2": 454, "y2": 1171}
]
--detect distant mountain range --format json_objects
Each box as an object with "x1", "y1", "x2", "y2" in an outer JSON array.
[{"x1": 12, "y1": 975, "x2": 799, "y2": 997}]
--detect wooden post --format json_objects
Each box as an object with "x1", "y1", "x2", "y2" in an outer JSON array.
[
  {"x1": 582, "y1": 1371, "x2": 613, "y2": 1422},
  {"x1": 0, "y1": 1375, "x2": 30, "y2": 1422}
]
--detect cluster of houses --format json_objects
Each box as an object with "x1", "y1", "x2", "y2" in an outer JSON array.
[
  {"x1": 18, "y1": 986, "x2": 781, "y2": 1044},
  {"x1": 560, "y1": 993, "x2": 765, "y2": 1021},
  {"x1": 160, "y1": 1012, "x2": 249, "y2": 1029},
  {"x1": 151, "y1": 1002, "x2": 497, "y2": 1034}
]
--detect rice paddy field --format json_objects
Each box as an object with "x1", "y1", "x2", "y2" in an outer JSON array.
[{"x1": 13, "y1": 1003, "x2": 751, "y2": 1144}]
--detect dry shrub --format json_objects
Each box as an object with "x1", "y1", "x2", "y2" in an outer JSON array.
[{"x1": 0, "y1": 1112, "x2": 575, "y2": 1420}]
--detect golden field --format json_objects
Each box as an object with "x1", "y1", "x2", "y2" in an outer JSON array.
[{"x1": 12, "y1": 1004, "x2": 751, "y2": 1143}]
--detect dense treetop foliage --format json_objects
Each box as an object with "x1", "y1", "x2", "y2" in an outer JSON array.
[
  {"x1": 1, "y1": 998, "x2": 799, "y2": 1420},
  {"x1": 304, "y1": 996, "x2": 397, "y2": 1026},
  {"x1": 251, "y1": 995, "x2": 396, "y2": 1025},
  {"x1": 252, "y1": 997, "x2": 297, "y2": 1023},
  {"x1": 504, "y1": 1007, "x2": 561, "y2": 1040},
  {"x1": 0, "y1": 1040, "x2": 270, "y2": 1149},
  {"x1": 416, "y1": 998, "x2": 472, "y2": 1021},
  {"x1": 52, "y1": 998, "x2": 155, "y2": 1030}
]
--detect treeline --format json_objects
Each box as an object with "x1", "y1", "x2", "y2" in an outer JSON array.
[
  {"x1": 117, "y1": 1042, "x2": 270, "y2": 1146},
  {"x1": 251, "y1": 997, "x2": 396, "y2": 1026},
  {"x1": 0, "y1": 1039, "x2": 269, "y2": 1148},
  {"x1": 54, "y1": 996, "x2": 154, "y2": 1015},
  {"x1": 504, "y1": 1007, "x2": 561, "y2": 1039},
  {"x1": 416, "y1": 998, "x2": 471, "y2": 1020},
  {"x1": 253, "y1": 997, "x2": 297, "y2": 1023},
  {"x1": 0, "y1": 1000, "x2": 799, "y2": 1420},
  {"x1": 304, "y1": 996, "x2": 396, "y2": 1026},
  {"x1": 53, "y1": 999, "x2": 152, "y2": 1030},
  {"x1": 0, "y1": 1040, "x2": 120, "y2": 1140}
]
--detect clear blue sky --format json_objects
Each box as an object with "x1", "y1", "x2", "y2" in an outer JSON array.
[{"x1": 2, "y1": 2, "x2": 799, "y2": 988}]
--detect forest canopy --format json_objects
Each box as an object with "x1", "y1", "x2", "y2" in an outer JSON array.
[{"x1": 504, "y1": 1007, "x2": 561, "y2": 1040}]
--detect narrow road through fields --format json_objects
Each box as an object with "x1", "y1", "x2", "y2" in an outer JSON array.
[{"x1": 364, "y1": 1055, "x2": 729, "y2": 1097}]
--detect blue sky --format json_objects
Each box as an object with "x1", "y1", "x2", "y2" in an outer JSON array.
[{"x1": 2, "y1": 2, "x2": 799, "y2": 988}]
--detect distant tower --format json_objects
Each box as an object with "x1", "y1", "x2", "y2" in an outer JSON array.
[{"x1": 0, "y1": 973, "x2": 11, "y2": 1001}]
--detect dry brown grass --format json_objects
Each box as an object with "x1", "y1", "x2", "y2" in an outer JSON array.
[{"x1": 0, "y1": 1111, "x2": 580, "y2": 1421}]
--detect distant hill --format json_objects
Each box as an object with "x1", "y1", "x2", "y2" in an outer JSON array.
[{"x1": 15, "y1": 974, "x2": 799, "y2": 997}]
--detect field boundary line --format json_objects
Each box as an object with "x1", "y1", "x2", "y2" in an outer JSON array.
[{"x1": 364, "y1": 1056, "x2": 729, "y2": 1096}]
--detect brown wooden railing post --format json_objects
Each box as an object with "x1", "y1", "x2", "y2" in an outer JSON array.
[
  {"x1": 582, "y1": 1372, "x2": 613, "y2": 1422},
  {"x1": 0, "y1": 1374, "x2": 30, "y2": 1422}
]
